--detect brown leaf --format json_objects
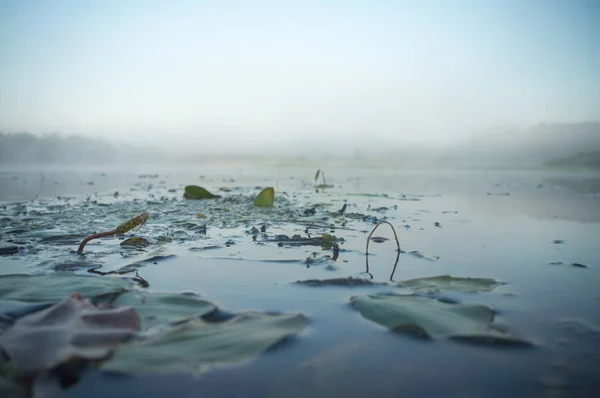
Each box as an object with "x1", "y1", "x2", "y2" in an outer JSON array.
[{"x1": 0, "y1": 296, "x2": 139, "y2": 376}]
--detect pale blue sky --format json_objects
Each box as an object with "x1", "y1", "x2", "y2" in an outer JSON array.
[{"x1": 0, "y1": 0, "x2": 598, "y2": 150}]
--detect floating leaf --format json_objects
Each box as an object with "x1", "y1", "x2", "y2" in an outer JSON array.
[
  {"x1": 110, "y1": 291, "x2": 216, "y2": 329},
  {"x1": 294, "y1": 277, "x2": 386, "y2": 287},
  {"x1": 102, "y1": 312, "x2": 306, "y2": 374},
  {"x1": 120, "y1": 237, "x2": 151, "y2": 248},
  {"x1": 401, "y1": 275, "x2": 506, "y2": 293},
  {"x1": 0, "y1": 273, "x2": 130, "y2": 303},
  {"x1": 350, "y1": 294, "x2": 530, "y2": 345},
  {"x1": 253, "y1": 187, "x2": 275, "y2": 207},
  {"x1": 183, "y1": 186, "x2": 219, "y2": 200},
  {"x1": 0, "y1": 295, "x2": 139, "y2": 375}
]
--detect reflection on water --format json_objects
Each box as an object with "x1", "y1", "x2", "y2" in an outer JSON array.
[{"x1": 1, "y1": 165, "x2": 599, "y2": 397}]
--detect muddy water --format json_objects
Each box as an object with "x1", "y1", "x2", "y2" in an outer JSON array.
[{"x1": 1, "y1": 165, "x2": 599, "y2": 397}]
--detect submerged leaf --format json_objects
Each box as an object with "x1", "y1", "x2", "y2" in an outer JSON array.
[
  {"x1": 350, "y1": 294, "x2": 530, "y2": 345},
  {"x1": 294, "y1": 277, "x2": 386, "y2": 287},
  {"x1": 102, "y1": 312, "x2": 306, "y2": 374},
  {"x1": 110, "y1": 291, "x2": 216, "y2": 329},
  {"x1": 183, "y1": 186, "x2": 219, "y2": 200},
  {"x1": 0, "y1": 296, "x2": 139, "y2": 375},
  {"x1": 0, "y1": 273, "x2": 130, "y2": 303},
  {"x1": 401, "y1": 275, "x2": 506, "y2": 293},
  {"x1": 253, "y1": 187, "x2": 275, "y2": 207}
]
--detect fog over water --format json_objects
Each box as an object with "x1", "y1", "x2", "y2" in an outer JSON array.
[{"x1": 1, "y1": 0, "x2": 599, "y2": 160}]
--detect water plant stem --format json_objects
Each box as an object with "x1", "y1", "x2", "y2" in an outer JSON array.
[{"x1": 77, "y1": 230, "x2": 116, "y2": 254}]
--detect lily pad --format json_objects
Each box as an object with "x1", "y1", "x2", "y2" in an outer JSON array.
[
  {"x1": 110, "y1": 291, "x2": 216, "y2": 329},
  {"x1": 120, "y1": 237, "x2": 151, "y2": 248},
  {"x1": 183, "y1": 186, "x2": 219, "y2": 200},
  {"x1": 102, "y1": 311, "x2": 306, "y2": 374},
  {"x1": 401, "y1": 275, "x2": 506, "y2": 293},
  {"x1": 350, "y1": 294, "x2": 530, "y2": 345},
  {"x1": 253, "y1": 187, "x2": 275, "y2": 207},
  {"x1": 294, "y1": 277, "x2": 386, "y2": 287},
  {"x1": 0, "y1": 273, "x2": 131, "y2": 303},
  {"x1": 0, "y1": 295, "x2": 139, "y2": 375}
]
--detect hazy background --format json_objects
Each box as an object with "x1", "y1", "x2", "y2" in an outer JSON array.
[{"x1": 1, "y1": 0, "x2": 599, "y2": 165}]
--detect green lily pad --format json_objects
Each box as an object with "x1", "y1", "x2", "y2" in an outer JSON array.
[
  {"x1": 110, "y1": 291, "x2": 216, "y2": 329},
  {"x1": 0, "y1": 273, "x2": 130, "y2": 303},
  {"x1": 350, "y1": 294, "x2": 530, "y2": 345},
  {"x1": 253, "y1": 187, "x2": 275, "y2": 207},
  {"x1": 102, "y1": 311, "x2": 306, "y2": 374},
  {"x1": 401, "y1": 275, "x2": 506, "y2": 293},
  {"x1": 183, "y1": 185, "x2": 219, "y2": 200}
]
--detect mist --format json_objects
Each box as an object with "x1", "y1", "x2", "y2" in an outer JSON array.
[{"x1": 1, "y1": 0, "x2": 599, "y2": 164}]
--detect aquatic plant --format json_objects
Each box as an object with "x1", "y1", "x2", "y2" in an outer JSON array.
[
  {"x1": 364, "y1": 221, "x2": 401, "y2": 281},
  {"x1": 77, "y1": 212, "x2": 149, "y2": 254},
  {"x1": 314, "y1": 169, "x2": 334, "y2": 189},
  {"x1": 253, "y1": 187, "x2": 275, "y2": 207},
  {"x1": 183, "y1": 185, "x2": 219, "y2": 199}
]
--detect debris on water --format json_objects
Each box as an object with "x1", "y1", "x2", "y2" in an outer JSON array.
[
  {"x1": 552, "y1": 240, "x2": 566, "y2": 244},
  {"x1": 189, "y1": 245, "x2": 222, "y2": 251},
  {"x1": 362, "y1": 215, "x2": 379, "y2": 224},
  {"x1": 157, "y1": 236, "x2": 172, "y2": 243},
  {"x1": 269, "y1": 234, "x2": 344, "y2": 249},
  {"x1": 549, "y1": 261, "x2": 588, "y2": 269},
  {"x1": 40, "y1": 234, "x2": 87, "y2": 245},
  {"x1": 294, "y1": 277, "x2": 387, "y2": 287},
  {"x1": 196, "y1": 213, "x2": 207, "y2": 219},
  {"x1": 0, "y1": 242, "x2": 20, "y2": 255},
  {"x1": 571, "y1": 262, "x2": 588, "y2": 268},
  {"x1": 371, "y1": 207, "x2": 389, "y2": 212},
  {"x1": 434, "y1": 222, "x2": 441, "y2": 228},
  {"x1": 303, "y1": 207, "x2": 316, "y2": 215},
  {"x1": 402, "y1": 250, "x2": 437, "y2": 261},
  {"x1": 136, "y1": 254, "x2": 176, "y2": 265},
  {"x1": 486, "y1": 192, "x2": 510, "y2": 196},
  {"x1": 370, "y1": 236, "x2": 389, "y2": 243}
]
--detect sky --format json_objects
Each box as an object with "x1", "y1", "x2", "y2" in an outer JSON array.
[{"x1": 0, "y1": 0, "x2": 599, "y2": 153}]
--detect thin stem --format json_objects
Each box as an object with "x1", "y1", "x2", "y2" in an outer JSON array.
[
  {"x1": 77, "y1": 229, "x2": 116, "y2": 254},
  {"x1": 366, "y1": 221, "x2": 400, "y2": 255},
  {"x1": 364, "y1": 221, "x2": 401, "y2": 281}
]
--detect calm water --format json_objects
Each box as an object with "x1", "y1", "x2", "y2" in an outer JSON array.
[{"x1": 1, "y1": 165, "x2": 599, "y2": 397}]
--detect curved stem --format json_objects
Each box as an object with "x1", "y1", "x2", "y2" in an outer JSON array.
[
  {"x1": 364, "y1": 221, "x2": 401, "y2": 280},
  {"x1": 77, "y1": 229, "x2": 116, "y2": 254},
  {"x1": 366, "y1": 221, "x2": 400, "y2": 255}
]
